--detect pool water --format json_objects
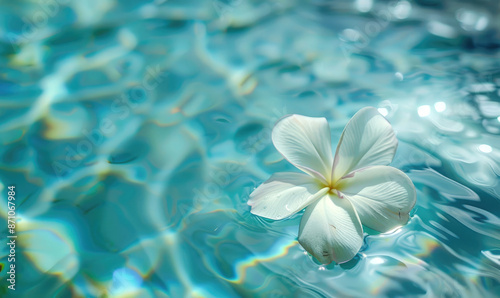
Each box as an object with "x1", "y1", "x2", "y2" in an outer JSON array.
[{"x1": 1, "y1": 0, "x2": 500, "y2": 297}]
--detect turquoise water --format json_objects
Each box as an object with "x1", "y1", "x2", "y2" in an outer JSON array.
[{"x1": 1, "y1": 0, "x2": 500, "y2": 297}]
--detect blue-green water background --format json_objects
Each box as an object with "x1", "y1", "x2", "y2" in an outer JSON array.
[{"x1": 1, "y1": 0, "x2": 500, "y2": 297}]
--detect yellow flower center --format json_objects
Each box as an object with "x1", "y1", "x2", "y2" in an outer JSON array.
[{"x1": 317, "y1": 179, "x2": 341, "y2": 195}]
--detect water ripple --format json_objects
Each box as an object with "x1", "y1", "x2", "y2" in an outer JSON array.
[{"x1": 1, "y1": 0, "x2": 500, "y2": 296}]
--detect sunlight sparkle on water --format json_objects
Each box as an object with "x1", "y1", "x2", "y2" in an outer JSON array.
[
  {"x1": 478, "y1": 144, "x2": 492, "y2": 153},
  {"x1": 434, "y1": 102, "x2": 446, "y2": 113},
  {"x1": 418, "y1": 105, "x2": 431, "y2": 117},
  {"x1": 370, "y1": 257, "x2": 385, "y2": 265},
  {"x1": 355, "y1": 0, "x2": 373, "y2": 12}
]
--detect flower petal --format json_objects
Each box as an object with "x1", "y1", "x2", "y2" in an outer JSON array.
[
  {"x1": 272, "y1": 114, "x2": 334, "y2": 184},
  {"x1": 248, "y1": 172, "x2": 328, "y2": 220},
  {"x1": 338, "y1": 166, "x2": 416, "y2": 233},
  {"x1": 298, "y1": 193, "x2": 363, "y2": 264},
  {"x1": 331, "y1": 107, "x2": 398, "y2": 182}
]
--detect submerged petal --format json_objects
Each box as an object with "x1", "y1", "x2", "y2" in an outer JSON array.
[
  {"x1": 272, "y1": 115, "x2": 334, "y2": 184},
  {"x1": 332, "y1": 107, "x2": 398, "y2": 182},
  {"x1": 338, "y1": 166, "x2": 416, "y2": 232},
  {"x1": 298, "y1": 193, "x2": 363, "y2": 264},
  {"x1": 248, "y1": 172, "x2": 328, "y2": 220}
]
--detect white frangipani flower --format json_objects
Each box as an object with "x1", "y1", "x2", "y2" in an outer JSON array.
[{"x1": 248, "y1": 107, "x2": 416, "y2": 264}]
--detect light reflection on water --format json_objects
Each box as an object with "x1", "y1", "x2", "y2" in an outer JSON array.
[{"x1": 1, "y1": 0, "x2": 500, "y2": 297}]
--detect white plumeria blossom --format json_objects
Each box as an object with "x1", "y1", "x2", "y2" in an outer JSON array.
[{"x1": 248, "y1": 107, "x2": 416, "y2": 264}]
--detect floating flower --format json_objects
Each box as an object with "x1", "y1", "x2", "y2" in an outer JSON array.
[{"x1": 248, "y1": 107, "x2": 416, "y2": 264}]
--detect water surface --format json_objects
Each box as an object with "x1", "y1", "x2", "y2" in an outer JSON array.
[{"x1": 0, "y1": 0, "x2": 500, "y2": 297}]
